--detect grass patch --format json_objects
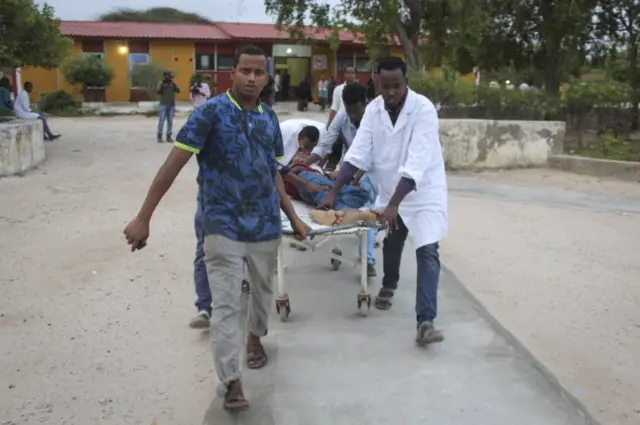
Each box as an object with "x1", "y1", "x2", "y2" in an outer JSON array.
[{"x1": 574, "y1": 134, "x2": 640, "y2": 162}]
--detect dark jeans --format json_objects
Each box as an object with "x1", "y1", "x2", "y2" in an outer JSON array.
[
  {"x1": 381, "y1": 215, "x2": 440, "y2": 326},
  {"x1": 157, "y1": 104, "x2": 175, "y2": 137},
  {"x1": 37, "y1": 115, "x2": 54, "y2": 138},
  {"x1": 194, "y1": 195, "x2": 212, "y2": 315}
]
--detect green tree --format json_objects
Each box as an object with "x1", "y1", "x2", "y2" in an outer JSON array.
[
  {"x1": 98, "y1": 7, "x2": 211, "y2": 23},
  {"x1": 265, "y1": 0, "x2": 431, "y2": 70},
  {"x1": 477, "y1": 0, "x2": 597, "y2": 96},
  {"x1": 61, "y1": 54, "x2": 114, "y2": 89},
  {"x1": 0, "y1": 0, "x2": 70, "y2": 68},
  {"x1": 594, "y1": 0, "x2": 640, "y2": 128}
]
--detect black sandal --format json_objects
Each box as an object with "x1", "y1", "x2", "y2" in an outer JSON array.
[{"x1": 374, "y1": 288, "x2": 394, "y2": 310}]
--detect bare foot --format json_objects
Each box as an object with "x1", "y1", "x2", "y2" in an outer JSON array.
[
  {"x1": 335, "y1": 208, "x2": 378, "y2": 225},
  {"x1": 309, "y1": 209, "x2": 338, "y2": 226},
  {"x1": 310, "y1": 208, "x2": 377, "y2": 226},
  {"x1": 224, "y1": 380, "x2": 250, "y2": 410}
]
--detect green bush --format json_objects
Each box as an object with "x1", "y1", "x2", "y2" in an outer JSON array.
[
  {"x1": 189, "y1": 72, "x2": 216, "y2": 89},
  {"x1": 37, "y1": 90, "x2": 82, "y2": 116},
  {"x1": 61, "y1": 54, "x2": 114, "y2": 88},
  {"x1": 131, "y1": 62, "x2": 166, "y2": 95}
]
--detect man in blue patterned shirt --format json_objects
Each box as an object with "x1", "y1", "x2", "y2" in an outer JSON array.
[{"x1": 123, "y1": 45, "x2": 309, "y2": 410}]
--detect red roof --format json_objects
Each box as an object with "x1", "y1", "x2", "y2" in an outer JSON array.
[
  {"x1": 60, "y1": 21, "x2": 229, "y2": 40},
  {"x1": 214, "y1": 21, "x2": 365, "y2": 44},
  {"x1": 59, "y1": 20, "x2": 367, "y2": 44}
]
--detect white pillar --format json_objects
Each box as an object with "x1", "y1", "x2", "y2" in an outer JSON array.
[{"x1": 15, "y1": 68, "x2": 22, "y2": 92}]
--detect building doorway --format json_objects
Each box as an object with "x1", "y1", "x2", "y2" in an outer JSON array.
[{"x1": 273, "y1": 44, "x2": 312, "y2": 100}]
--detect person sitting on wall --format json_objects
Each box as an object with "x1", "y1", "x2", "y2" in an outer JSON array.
[
  {"x1": 14, "y1": 81, "x2": 61, "y2": 141},
  {"x1": 0, "y1": 77, "x2": 14, "y2": 117}
]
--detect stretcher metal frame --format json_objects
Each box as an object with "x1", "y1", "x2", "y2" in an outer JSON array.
[{"x1": 277, "y1": 199, "x2": 380, "y2": 322}]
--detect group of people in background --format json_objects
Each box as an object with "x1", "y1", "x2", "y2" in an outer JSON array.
[{"x1": 0, "y1": 76, "x2": 61, "y2": 141}]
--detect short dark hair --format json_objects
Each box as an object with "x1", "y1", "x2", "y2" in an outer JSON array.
[
  {"x1": 377, "y1": 57, "x2": 407, "y2": 76},
  {"x1": 0, "y1": 77, "x2": 10, "y2": 88},
  {"x1": 342, "y1": 83, "x2": 367, "y2": 107},
  {"x1": 24, "y1": 81, "x2": 32, "y2": 89},
  {"x1": 234, "y1": 45, "x2": 267, "y2": 67},
  {"x1": 298, "y1": 126, "x2": 320, "y2": 144}
]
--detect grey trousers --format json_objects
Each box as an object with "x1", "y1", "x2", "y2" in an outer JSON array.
[{"x1": 203, "y1": 234, "x2": 280, "y2": 386}]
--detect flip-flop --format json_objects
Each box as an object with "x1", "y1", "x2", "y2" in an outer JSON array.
[
  {"x1": 247, "y1": 343, "x2": 268, "y2": 369},
  {"x1": 374, "y1": 288, "x2": 394, "y2": 310}
]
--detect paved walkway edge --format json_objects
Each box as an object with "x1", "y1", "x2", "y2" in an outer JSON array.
[
  {"x1": 549, "y1": 154, "x2": 640, "y2": 182},
  {"x1": 442, "y1": 265, "x2": 602, "y2": 425}
]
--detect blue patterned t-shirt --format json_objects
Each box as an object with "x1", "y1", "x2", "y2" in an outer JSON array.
[{"x1": 175, "y1": 90, "x2": 284, "y2": 242}]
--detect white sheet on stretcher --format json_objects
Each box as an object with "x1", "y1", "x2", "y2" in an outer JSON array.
[{"x1": 281, "y1": 199, "x2": 377, "y2": 236}]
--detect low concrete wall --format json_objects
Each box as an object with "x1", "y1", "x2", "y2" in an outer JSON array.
[
  {"x1": 0, "y1": 119, "x2": 45, "y2": 177},
  {"x1": 549, "y1": 154, "x2": 640, "y2": 182},
  {"x1": 441, "y1": 119, "x2": 566, "y2": 170}
]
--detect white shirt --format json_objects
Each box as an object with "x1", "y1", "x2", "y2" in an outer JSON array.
[
  {"x1": 311, "y1": 110, "x2": 358, "y2": 166},
  {"x1": 343, "y1": 89, "x2": 448, "y2": 248},
  {"x1": 330, "y1": 83, "x2": 345, "y2": 113},
  {"x1": 279, "y1": 118, "x2": 326, "y2": 165},
  {"x1": 14, "y1": 90, "x2": 39, "y2": 119},
  {"x1": 274, "y1": 74, "x2": 281, "y2": 91},
  {"x1": 189, "y1": 83, "x2": 211, "y2": 108}
]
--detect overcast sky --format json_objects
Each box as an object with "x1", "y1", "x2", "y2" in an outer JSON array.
[{"x1": 36, "y1": 0, "x2": 338, "y2": 23}]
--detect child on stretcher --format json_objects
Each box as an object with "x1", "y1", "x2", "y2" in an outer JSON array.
[{"x1": 278, "y1": 142, "x2": 377, "y2": 226}]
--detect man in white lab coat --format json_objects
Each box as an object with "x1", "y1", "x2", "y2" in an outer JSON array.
[
  {"x1": 14, "y1": 82, "x2": 60, "y2": 141},
  {"x1": 278, "y1": 119, "x2": 325, "y2": 166},
  {"x1": 320, "y1": 57, "x2": 447, "y2": 346}
]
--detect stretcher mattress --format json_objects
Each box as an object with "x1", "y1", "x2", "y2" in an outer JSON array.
[{"x1": 281, "y1": 199, "x2": 379, "y2": 237}]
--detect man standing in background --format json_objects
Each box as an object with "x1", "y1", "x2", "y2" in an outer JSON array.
[
  {"x1": 328, "y1": 65, "x2": 356, "y2": 125},
  {"x1": 324, "y1": 66, "x2": 357, "y2": 169},
  {"x1": 156, "y1": 71, "x2": 180, "y2": 143},
  {"x1": 274, "y1": 70, "x2": 281, "y2": 102}
]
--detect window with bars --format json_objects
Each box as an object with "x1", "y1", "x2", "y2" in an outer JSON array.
[
  {"x1": 355, "y1": 57, "x2": 371, "y2": 72},
  {"x1": 337, "y1": 56, "x2": 354, "y2": 70},
  {"x1": 217, "y1": 54, "x2": 234, "y2": 70},
  {"x1": 128, "y1": 53, "x2": 151, "y2": 89},
  {"x1": 195, "y1": 54, "x2": 214, "y2": 71}
]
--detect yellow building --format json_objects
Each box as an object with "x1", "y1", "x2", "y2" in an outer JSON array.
[{"x1": 20, "y1": 20, "x2": 405, "y2": 103}]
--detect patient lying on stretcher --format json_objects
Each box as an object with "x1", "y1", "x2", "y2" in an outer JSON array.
[{"x1": 279, "y1": 162, "x2": 377, "y2": 226}]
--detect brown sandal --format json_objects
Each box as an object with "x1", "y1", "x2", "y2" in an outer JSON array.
[
  {"x1": 247, "y1": 342, "x2": 268, "y2": 369},
  {"x1": 223, "y1": 380, "x2": 250, "y2": 410},
  {"x1": 374, "y1": 288, "x2": 394, "y2": 310}
]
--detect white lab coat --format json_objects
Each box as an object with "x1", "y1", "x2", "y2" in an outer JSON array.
[
  {"x1": 343, "y1": 89, "x2": 448, "y2": 248},
  {"x1": 330, "y1": 83, "x2": 345, "y2": 113},
  {"x1": 278, "y1": 118, "x2": 326, "y2": 165},
  {"x1": 14, "y1": 90, "x2": 39, "y2": 119}
]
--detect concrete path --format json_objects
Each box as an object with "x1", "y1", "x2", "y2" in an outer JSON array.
[{"x1": 0, "y1": 115, "x2": 604, "y2": 425}]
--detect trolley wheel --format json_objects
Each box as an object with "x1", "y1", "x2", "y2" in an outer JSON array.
[
  {"x1": 331, "y1": 248, "x2": 342, "y2": 271},
  {"x1": 275, "y1": 297, "x2": 291, "y2": 322},
  {"x1": 357, "y1": 293, "x2": 371, "y2": 317}
]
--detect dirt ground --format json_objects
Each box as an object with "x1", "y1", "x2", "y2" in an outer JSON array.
[
  {"x1": 1, "y1": 115, "x2": 639, "y2": 425},
  {"x1": 443, "y1": 169, "x2": 640, "y2": 425}
]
